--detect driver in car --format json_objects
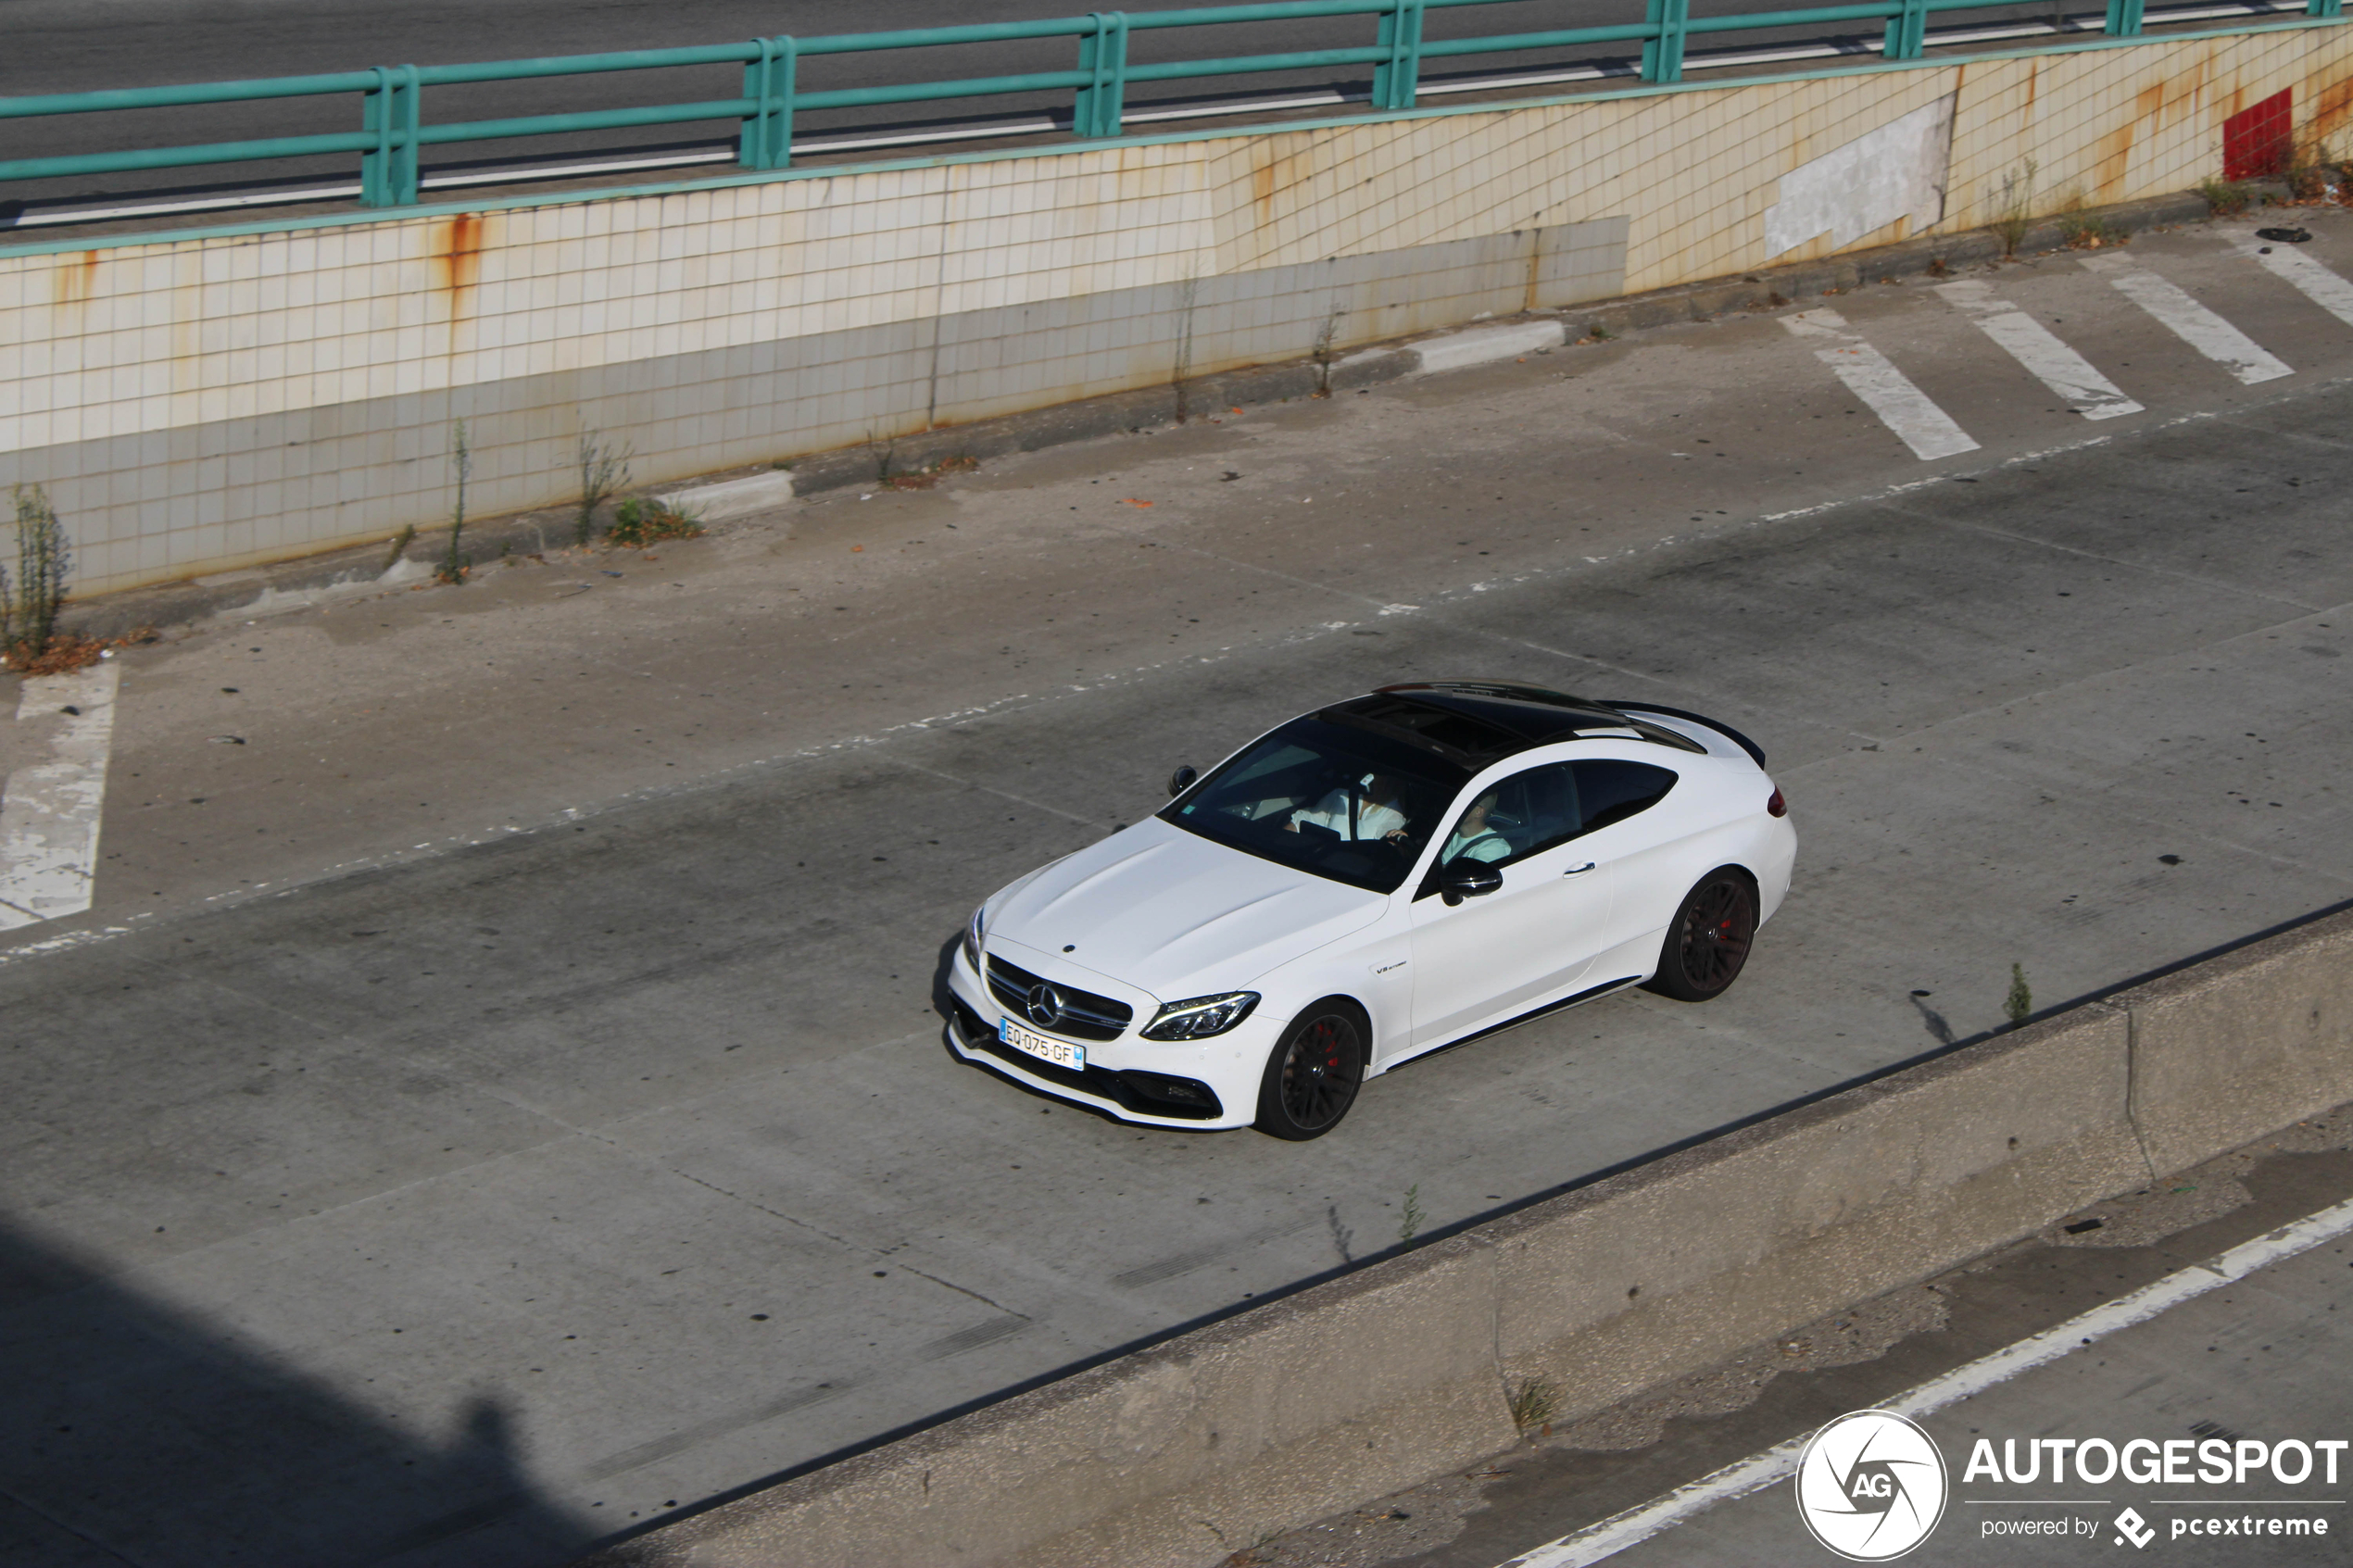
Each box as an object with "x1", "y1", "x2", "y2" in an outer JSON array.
[
  {"x1": 1285, "y1": 773, "x2": 1411, "y2": 844},
  {"x1": 1440, "y1": 792, "x2": 1513, "y2": 865}
]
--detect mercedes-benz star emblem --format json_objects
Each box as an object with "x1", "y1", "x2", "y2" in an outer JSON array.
[{"x1": 1025, "y1": 983, "x2": 1065, "y2": 1030}]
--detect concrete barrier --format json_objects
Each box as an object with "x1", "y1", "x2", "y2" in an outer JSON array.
[
  {"x1": 588, "y1": 904, "x2": 2353, "y2": 1568},
  {"x1": 2118, "y1": 912, "x2": 2353, "y2": 1179}
]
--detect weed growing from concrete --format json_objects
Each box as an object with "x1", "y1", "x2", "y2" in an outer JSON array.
[
  {"x1": 1508, "y1": 1377, "x2": 1559, "y2": 1435},
  {"x1": 607, "y1": 497, "x2": 705, "y2": 548},
  {"x1": 574, "y1": 429, "x2": 633, "y2": 546},
  {"x1": 2283, "y1": 148, "x2": 2350, "y2": 204},
  {"x1": 438, "y1": 420, "x2": 472, "y2": 585},
  {"x1": 2198, "y1": 176, "x2": 2258, "y2": 216},
  {"x1": 1397, "y1": 1183, "x2": 1425, "y2": 1245},
  {"x1": 1990, "y1": 158, "x2": 2039, "y2": 256},
  {"x1": 2058, "y1": 211, "x2": 2128, "y2": 250},
  {"x1": 2005, "y1": 963, "x2": 2032, "y2": 1027},
  {"x1": 1171, "y1": 277, "x2": 1199, "y2": 422},
  {"x1": 883, "y1": 454, "x2": 979, "y2": 491},
  {"x1": 0, "y1": 490, "x2": 131, "y2": 674},
  {"x1": 1310, "y1": 307, "x2": 1343, "y2": 395},
  {"x1": 2, "y1": 484, "x2": 71, "y2": 666}
]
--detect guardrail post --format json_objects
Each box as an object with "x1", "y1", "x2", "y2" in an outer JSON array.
[
  {"x1": 1372, "y1": 0, "x2": 1426, "y2": 111},
  {"x1": 1642, "y1": 0, "x2": 1690, "y2": 84},
  {"x1": 2309, "y1": 0, "x2": 2342, "y2": 19},
  {"x1": 359, "y1": 64, "x2": 421, "y2": 207},
  {"x1": 1076, "y1": 12, "x2": 1129, "y2": 137},
  {"x1": 740, "y1": 36, "x2": 798, "y2": 169},
  {"x1": 2103, "y1": 0, "x2": 2145, "y2": 33},
  {"x1": 1884, "y1": 0, "x2": 1931, "y2": 58}
]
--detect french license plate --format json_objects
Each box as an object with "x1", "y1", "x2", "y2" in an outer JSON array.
[{"x1": 1000, "y1": 1016, "x2": 1085, "y2": 1071}]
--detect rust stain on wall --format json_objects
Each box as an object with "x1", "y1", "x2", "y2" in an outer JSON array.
[
  {"x1": 431, "y1": 213, "x2": 485, "y2": 318},
  {"x1": 51, "y1": 250, "x2": 100, "y2": 309},
  {"x1": 2158, "y1": 56, "x2": 2211, "y2": 132},
  {"x1": 1250, "y1": 135, "x2": 1317, "y2": 231},
  {"x1": 2305, "y1": 72, "x2": 2353, "y2": 146},
  {"x1": 2095, "y1": 119, "x2": 2138, "y2": 201},
  {"x1": 2096, "y1": 59, "x2": 2214, "y2": 201}
]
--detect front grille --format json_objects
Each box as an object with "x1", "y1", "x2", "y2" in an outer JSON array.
[
  {"x1": 951, "y1": 1003, "x2": 1222, "y2": 1121},
  {"x1": 985, "y1": 955, "x2": 1133, "y2": 1042}
]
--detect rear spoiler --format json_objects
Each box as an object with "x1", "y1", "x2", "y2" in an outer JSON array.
[{"x1": 1599, "y1": 702, "x2": 1766, "y2": 769}]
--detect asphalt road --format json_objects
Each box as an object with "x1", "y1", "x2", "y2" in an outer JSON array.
[{"x1": 4, "y1": 216, "x2": 2352, "y2": 1566}]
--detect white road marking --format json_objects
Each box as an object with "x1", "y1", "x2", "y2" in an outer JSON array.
[
  {"x1": 2082, "y1": 256, "x2": 2293, "y2": 383},
  {"x1": 1493, "y1": 1189, "x2": 2353, "y2": 1567},
  {"x1": 1935, "y1": 280, "x2": 2144, "y2": 420},
  {"x1": 2226, "y1": 231, "x2": 2353, "y2": 329},
  {"x1": 1781, "y1": 308, "x2": 1980, "y2": 460},
  {"x1": 0, "y1": 661, "x2": 121, "y2": 929}
]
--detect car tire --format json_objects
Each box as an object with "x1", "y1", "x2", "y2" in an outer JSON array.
[
  {"x1": 1643, "y1": 869, "x2": 1758, "y2": 1002},
  {"x1": 1254, "y1": 1000, "x2": 1368, "y2": 1140}
]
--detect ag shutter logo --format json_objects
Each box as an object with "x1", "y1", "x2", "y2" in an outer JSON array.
[{"x1": 1796, "y1": 1410, "x2": 1950, "y2": 1561}]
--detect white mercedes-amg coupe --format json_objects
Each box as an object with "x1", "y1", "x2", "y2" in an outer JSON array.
[{"x1": 947, "y1": 681, "x2": 1794, "y2": 1138}]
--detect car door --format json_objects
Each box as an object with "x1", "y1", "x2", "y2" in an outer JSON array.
[
  {"x1": 1565, "y1": 757, "x2": 1689, "y2": 972},
  {"x1": 1404, "y1": 761, "x2": 1616, "y2": 1048}
]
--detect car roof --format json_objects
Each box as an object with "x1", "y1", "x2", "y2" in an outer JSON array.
[{"x1": 1319, "y1": 680, "x2": 1708, "y2": 766}]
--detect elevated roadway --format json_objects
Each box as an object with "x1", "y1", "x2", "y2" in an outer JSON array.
[{"x1": 2, "y1": 0, "x2": 2202, "y2": 232}]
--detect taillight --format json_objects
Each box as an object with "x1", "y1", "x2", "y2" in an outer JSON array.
[{"x1": 1767, "y1": 787, "x2": 1787, "y2": 819}]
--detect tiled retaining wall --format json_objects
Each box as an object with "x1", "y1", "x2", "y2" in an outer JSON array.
[{"x1": 5, "y1": 22, "x2": 2351, "y2": 596}]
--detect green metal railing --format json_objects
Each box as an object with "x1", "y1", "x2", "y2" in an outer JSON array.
[{"x1": 1, "y1": 0, "x2": 2343, "y2": 209}]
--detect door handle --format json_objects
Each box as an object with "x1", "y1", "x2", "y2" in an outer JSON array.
[{"x1": 1562, "y1": 862, "x2": 1596, "y2": 876}]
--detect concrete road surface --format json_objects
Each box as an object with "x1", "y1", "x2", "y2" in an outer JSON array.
[{"x1": 2, "y1": 213, "x2": 2351, "y2": 1566}]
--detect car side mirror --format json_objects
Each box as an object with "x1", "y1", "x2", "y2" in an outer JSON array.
[
  {"x1": 1168, "y1": 765, "x2": 1199, "y2": 798},
  {"x1": 1439, "y1": 861, "x2": 1504, "y2": 906}
]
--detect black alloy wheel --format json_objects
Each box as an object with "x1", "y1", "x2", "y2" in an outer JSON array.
[
  {"x1": 1254, "y1": 1003, "x2": 1366, "y2": 1140},
  {"x1": 1645, "y1": 870, "x2": 1758, "y2": 1002}
]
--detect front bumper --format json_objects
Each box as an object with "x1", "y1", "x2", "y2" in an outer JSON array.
[{"x1": 946, "y1": 948, "x2": 1265, "y2": 1130}]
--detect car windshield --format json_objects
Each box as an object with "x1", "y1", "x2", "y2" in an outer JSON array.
[{"x1": 1159, "y1": 716, "x2": 1471, "y2": 894}]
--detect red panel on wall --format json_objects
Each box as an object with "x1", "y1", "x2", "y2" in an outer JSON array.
[{"x1": 2223, "y1": 89, "x2": 2294, "y2": 181}]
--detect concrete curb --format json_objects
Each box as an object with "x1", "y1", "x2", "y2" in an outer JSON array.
[
  {"x1": 656, "y1": 470, "x2": 797, "y2": 521},
  {"x1": 583, "y1": 903, "x2": 2353, "y2": 1568},
  {"x1": 47, "y1": 188, "x2": 2235, "y2": 643}
]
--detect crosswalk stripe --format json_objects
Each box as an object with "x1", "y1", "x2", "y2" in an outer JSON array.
[
  {"x1": 1781, "y1": 308, "x2": 1980, "y2": 460},
  {"x1": 2226, "y1": 230, "x2": 2353, "y2": 329},
  {"x1": 0, "y1": 662, "x2": 120, "y2": 930},
  {"x1": 2081, "y1": 256, "x2": 2292, "y2": 384},
  {"x1": 1933, "y1": 280, "x2": 2144, "y2": 420}
]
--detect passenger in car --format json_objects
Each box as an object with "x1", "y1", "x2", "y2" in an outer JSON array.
[
  {"x1": 1440, "y1": 793, "x2": 1514, "y2": 865},
  {"x1": 1285, "y1": 773, "x2": 1411, "y2": 843}
]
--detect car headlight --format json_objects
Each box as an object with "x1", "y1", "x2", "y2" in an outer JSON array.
[
  {"x1": 1140, "y1": 991, "x2": 1260, "y2": 1040},
  {"x1": 963, "y1": 905, "x2": 986, "y2": 972}
]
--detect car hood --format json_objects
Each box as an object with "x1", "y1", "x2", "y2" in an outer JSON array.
[{"x1": 986, "y1": 818, "x2": 1386, "y2": 1000}]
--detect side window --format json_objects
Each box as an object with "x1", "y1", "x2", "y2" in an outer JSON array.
[
  {"x1": 1570, "y1": 759, "x2": 1678, "y2": 835},
  {"x1": 1437, "y1": 763, "x2": 1581, "y2": 871}
]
